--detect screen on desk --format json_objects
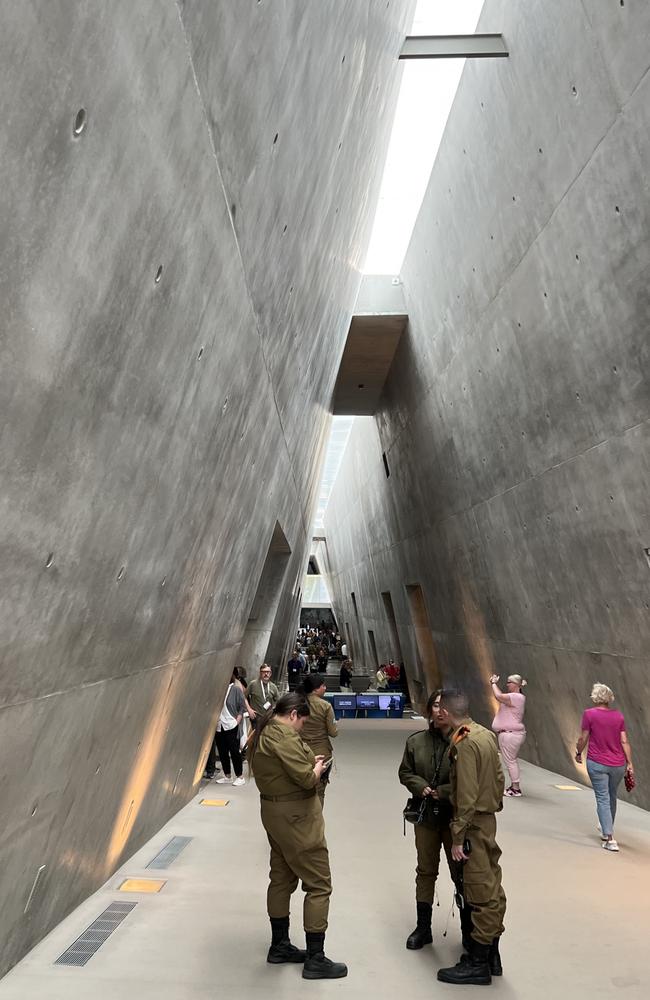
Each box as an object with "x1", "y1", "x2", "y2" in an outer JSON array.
[
  {"x1": 378, "y1": 694, "x2": 399, "y2": 711},
  {"x1": 356, "y1": 694, "x2": 379, "y2": 710},
  {"x1": 333, "y1": 695, "x2": 357, "y2": 711}
]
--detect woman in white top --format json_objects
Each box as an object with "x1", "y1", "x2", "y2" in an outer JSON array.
[
  {"x1": 215, "y1": 672, "x2": 247, "y2": 787},
  {"x1": 490, "y1": 674, "x2": 527, "y2": 797}
]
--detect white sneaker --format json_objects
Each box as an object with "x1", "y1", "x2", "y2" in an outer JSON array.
[
  {"x1": 216, "y1": 776, "x2": 232, "y2": 784},
  {"x1": 232, "y1": 776, "x2": 246, "y2": 787},
  {"x1": 602, "y1": 839, "x2": 619, "y2": 852}
]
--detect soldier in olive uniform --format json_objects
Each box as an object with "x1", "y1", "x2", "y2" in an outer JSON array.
[
  {"x1": 249, "y1": 692, "x2": 347, "y2": 980},
  {"x1": 299, "y1": 674, "x2": 338, "y2": 804},
  {"x1": 436, "y1": 688, "x2": 507, "y2": 986},
  {"x1": 398, "y1": 690, "x2": 471, "y2": 950}
]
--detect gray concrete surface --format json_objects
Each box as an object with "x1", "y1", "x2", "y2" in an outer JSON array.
[
  {"x1": 0, "y1": 720, "x2": 647, "y2": 999},
  {"x1": 0, "y1": 0, "x2": 414, "y2": 976},
  {"x1": 321, "y1": 0, "x2": 650, "y2": 804}
]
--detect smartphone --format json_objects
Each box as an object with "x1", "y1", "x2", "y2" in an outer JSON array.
[{"x1": 319, "y1": 758, "x2": 333, "y2": 784}]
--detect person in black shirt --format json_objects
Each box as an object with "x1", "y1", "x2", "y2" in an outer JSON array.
[
  {"x1": 339, "y1": 660, "x2": 352, "y2": 690},
  {"x1": 287, "y1": 650, "x2": 303, "y2": 691},
  {"x1": 317, "y1": 647, "x2": 329, "y2": 671}
]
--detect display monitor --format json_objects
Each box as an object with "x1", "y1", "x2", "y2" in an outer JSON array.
[
  {"x1": 378, "y1": 694, "x2": 399, "y2": 711},
  {"x1": 333, "y1": 694, "x2": 357, "y2": 711},
  {"x1": 356, "y1": 694, "x2": 379, "y2": 711}
]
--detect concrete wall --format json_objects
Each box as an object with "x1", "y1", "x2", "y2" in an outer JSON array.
[
  {"x1": 0, "y1": 0, "x2": 413, "y2": 974},
  {"x1": 322, "y1": 0, "x2": 650, "y2": 806}
]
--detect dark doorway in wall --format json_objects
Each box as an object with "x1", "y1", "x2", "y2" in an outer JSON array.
[
  {"x1": 367, "y1": 629, "x2": 379, "y2": 669},
  {"x1": 344, "y1": 621, "x2": 354, "y2": 659},
  {"x1": 237, "y1": 522, "x2": 291, "y2": 674},
  {"x1": 404, "y1": 583, "x2": 440, "y2": 700},
  {"x1": 381, "y1": 590, "x2": 404, "y2": 663},
  {"x1": 350, "y1": 591, "x2": 364, "y2": 665}
]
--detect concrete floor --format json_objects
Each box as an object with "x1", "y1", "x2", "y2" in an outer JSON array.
[{"x1": 2, "y1": 719, "x2": 648, "y2": 998}]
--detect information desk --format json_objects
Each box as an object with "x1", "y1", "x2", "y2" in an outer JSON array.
[{"x1": 324, "y1": 692, "x2": 405, "y2": 720}]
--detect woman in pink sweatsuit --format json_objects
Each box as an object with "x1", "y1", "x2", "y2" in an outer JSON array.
[{"x1": 490, "y1": 674, "x2": 527, "y2": 797}]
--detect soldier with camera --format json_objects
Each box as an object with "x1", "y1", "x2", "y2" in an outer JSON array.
[{"x1": 398, "y1": 690, "x2": 469, "y2": 950}]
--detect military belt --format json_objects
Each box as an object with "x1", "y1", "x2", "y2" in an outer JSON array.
[{"x1": 260, "y1": 789, "x2": 316, "y2": 802}]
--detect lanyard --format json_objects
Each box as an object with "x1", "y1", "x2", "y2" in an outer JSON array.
[{"x1": 262, "y1": 682, "x2": 268, "y2": 700}]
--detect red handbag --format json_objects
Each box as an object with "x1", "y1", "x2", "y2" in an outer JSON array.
[{"x1": 624, "y1": 770, "x2": 636, "y2": 793}]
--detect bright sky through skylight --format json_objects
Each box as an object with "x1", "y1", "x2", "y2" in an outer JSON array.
[
  {"x1": 314, "y1": 1, "x2": 486, "y2": 534},
  {"x1": 364, "y1": 0, "x2": 485, "y2": 275}
]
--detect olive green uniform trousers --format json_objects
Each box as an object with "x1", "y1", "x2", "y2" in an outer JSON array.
[
  {"x1": 413, "y1": 823, "x2": 454, "y2": 903},
  {"x1": 261, "y1": 793, "x2": 332, "y2": 932},
  {"x1": 462, "y1": 813, "x2": 506, "y2": 945}
]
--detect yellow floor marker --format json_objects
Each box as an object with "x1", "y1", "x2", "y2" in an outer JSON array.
[
  {"x1": 200, "y1": 798, "x2": 229, "y2": 806},
  {"x1": 118, "y1": 878, "x2": 166, "y2": 893},
  {"x1": 554, "y1": 785, "x2": 582, "y2": 791}
]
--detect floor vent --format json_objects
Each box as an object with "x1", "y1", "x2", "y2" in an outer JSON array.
[
  {"x1": 146, "y1": 835, "x2": 192, "y2": 870},
  {"x1": 54, "y1": 901, "x2": 137, "y2": 967}
]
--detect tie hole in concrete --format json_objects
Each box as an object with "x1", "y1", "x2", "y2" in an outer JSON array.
[{"x1": 72, "y1": 108, "x2": 87, "y2": 137}]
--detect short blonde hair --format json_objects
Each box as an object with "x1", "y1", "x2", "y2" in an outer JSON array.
[
  {"x1": 591, "y1": 683, "x2": 614, "y2": 705},
  {"x1": 507, "y1": 674, "x2": 527, "y2": 689}
]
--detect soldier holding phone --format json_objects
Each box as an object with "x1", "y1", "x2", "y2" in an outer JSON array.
[{"x1": 298, "y1": 673, "x2": 338, "y2": 805}]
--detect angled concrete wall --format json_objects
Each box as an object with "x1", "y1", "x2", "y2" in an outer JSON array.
[
  {"x1": 323, "y1": 0, "x2": 650, "y2": 806},
  {"x1": 0, "y1": 0, "x2": 413, "y2": 975}
]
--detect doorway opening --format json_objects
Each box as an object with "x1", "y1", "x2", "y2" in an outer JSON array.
[
  {"x1": 381, "y1": 590, "x2": 404, "y2": 663},
  {"x1": 237, "y1": 522, "x2": 291, "y2": 674},
  {"x1": 367, "y1": 629, "x2": 379, "y2": 670},
  {"x1": 404, "y1": 583, "x2": 440, "y2": 703},
  {"x1": 344, "y1": 621, "x2": 354, "y2": 659}
]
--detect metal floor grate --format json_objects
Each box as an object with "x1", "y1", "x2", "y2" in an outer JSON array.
[
  {"x1": 146, "y1": 835, "x2": 192, "y2": 870},
  {"x1": 54, "y1": 901, "x2": 137, "y2": 967}
]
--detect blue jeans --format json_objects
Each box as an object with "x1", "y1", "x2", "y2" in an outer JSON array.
[{"x1": 586, "y1": 759, "x2": 626, "y2": 837}]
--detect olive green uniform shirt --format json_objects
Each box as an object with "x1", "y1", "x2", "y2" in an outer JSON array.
[
  {"x1": 300, "y1": 694, "x2": 338, "y2": 756},
  {"x1": 247, "y1": 678, "x2": 280, "y2": 715},
  {"x1": 252, "y1": 719, "x2": 318, "y2": 796},
  {"x1": 448, "y1": 717, "x2": 504, "y2": 845},
  {"x1": 398, "y1": 726, "x2": 453, "y2": 829},
  {"x1": 398, "y1": 726, "x2": 452, "y2": 799}
]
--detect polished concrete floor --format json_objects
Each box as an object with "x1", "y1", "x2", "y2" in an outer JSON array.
[{"x1": 1, "y1": 719, "x2": 648, "y2": 998}]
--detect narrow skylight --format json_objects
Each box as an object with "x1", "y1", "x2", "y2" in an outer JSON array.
[
  {"x1": 364, "y1": 0, "x2": 485, "y2": 275},
  {"x1": 313, "y1": 416, "x2": 355, "y2": 531},
  {"x1": 314, "y1": 1, "x2": 486, "y2": 536}
]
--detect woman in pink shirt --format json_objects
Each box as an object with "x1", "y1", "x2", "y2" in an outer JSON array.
[
  {"x1": 575, "y1": 683, "x2": 634, "y2": 852},
  {"x1": 490, "y1": 674, "x2": 527, "y2": 797}
]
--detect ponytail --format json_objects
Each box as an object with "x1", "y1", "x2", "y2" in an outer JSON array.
[
  {"x1": 248, "y1": 692, "x2": 310, "y2": 768},
  {"x1": 507, "y1": 674, "x2": 527, "y2": 690}
]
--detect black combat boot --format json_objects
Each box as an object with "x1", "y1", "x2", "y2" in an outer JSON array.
[
  {"x1": 406, "y1": 902, "x2": 433, "y2": 949},
  {"x1": 267, "y1": 917, "x2": 306, "y2": 964},
  {"x1": 437, "y1": 939, "x2": 491, "y2": 986},
  {"x1": 488, "y1": 937, "x2": 503, "y2": 976},
  {"x1": 302, "y1": 932, "x2": 348, "y2": 979}
]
